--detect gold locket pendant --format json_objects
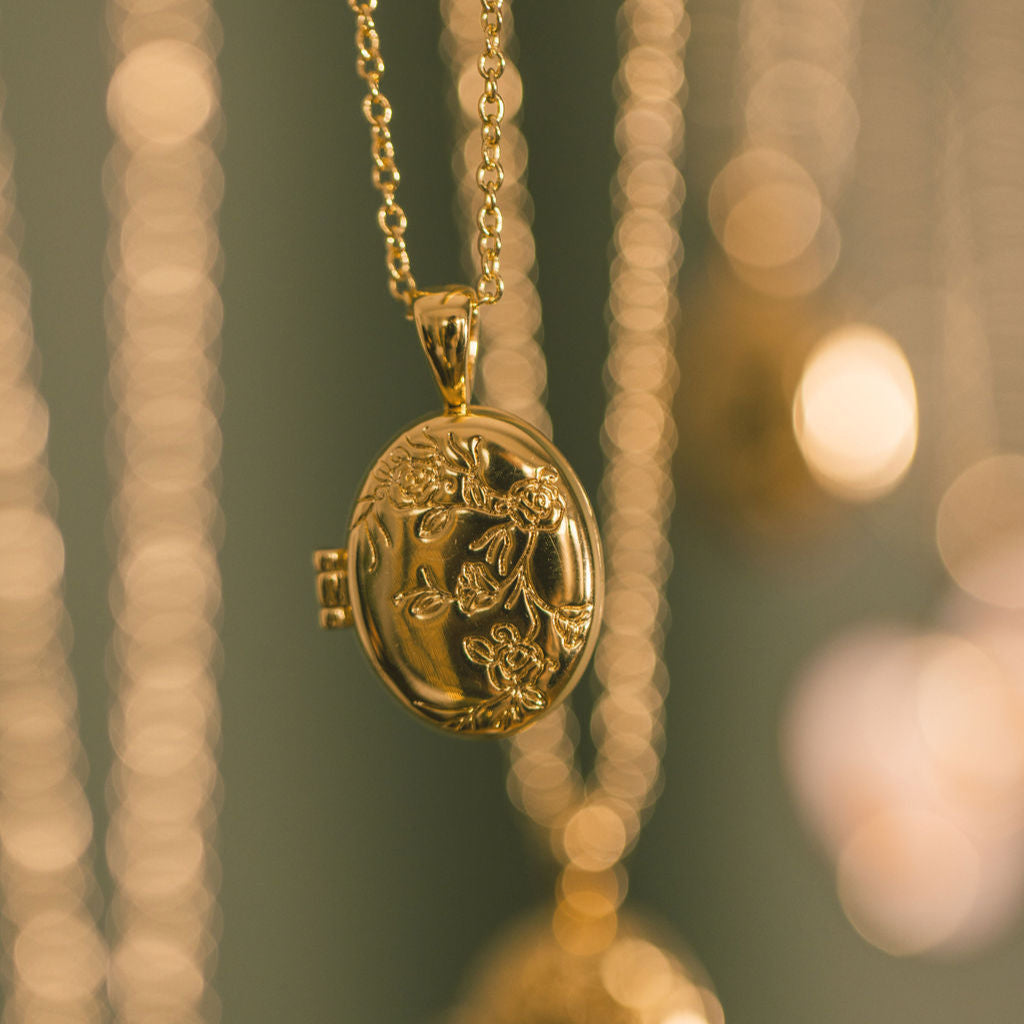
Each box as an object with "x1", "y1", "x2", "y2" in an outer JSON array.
[{"x1": 314, "y1": 287, "x2": 603, "y2": 736}]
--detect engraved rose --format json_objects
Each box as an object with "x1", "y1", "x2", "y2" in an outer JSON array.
[
  {"x1": 454, "y1": 561, "x2": 501, "y2": 615},
  {"x1": 389, "y1": 453, "x2": 443, "y2": 508},
  {"x1": 463, "y1": 623, "x2": 557, "y2": 713},
  {"x1": 502, "y1": 466, "x2": 566, "y2": 533}
]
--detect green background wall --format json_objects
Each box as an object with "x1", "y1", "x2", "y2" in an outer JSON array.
[{"x1": 4, "y1": 1, "x2": 1023, "y2": 1021}]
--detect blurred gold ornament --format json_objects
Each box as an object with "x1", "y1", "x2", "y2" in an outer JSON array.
[
  {"x1": 316, "y1": 3, "x2": 603, "y2": 736},
  {"x1": 449, "y1": 911, "x2": 723, "y2": 1024},
  {"x1": 675, "y1": 262, "x2": 825, "y2": 538}
]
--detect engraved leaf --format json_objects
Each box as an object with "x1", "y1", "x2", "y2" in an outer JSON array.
[
  {"x1": 417, "y1": 506, "x2": 453, "y2": 541},
  {"x1": 408, "y1": 591, "x2": 450, "y2": 620},
  {"x1": 552, "y1": 603, "x2": 593, "y2": 653},
  {"x1": 448, "y1": 710, "x2": 477, "y2": 732},
  {"x1": 373, "y1": 512, "x2": 392, "y2": 548},
  {"x1": 493, "y1": 531, "x2": 513, "y2": 575},
  {"x1": 519, "y1": 685, "x2": 548, "y2": 712},
  {"x1": 393, "y1": 565, "x2": 452, "y2": 620},
  {"x1": 446, "y1": 432, "x2": 480, "y2": 469},
  {"x1": 468, "y1": 524, "x2": 501, "y2": 552},
  {"x1": 468, "y1": 523, "x2": 514, "y2": 575},
  {"x1": 463, "y1": 636, "x2": 495, "y2": 665},
  {"x1": 503, "y1": 574, "x2": 525, "y2": 612},
  {"x1": 409, "y1": 435, "x2": 439, "y2": 456}
]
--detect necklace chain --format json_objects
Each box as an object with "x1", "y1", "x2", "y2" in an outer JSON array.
[{"x1": 349, "y1": 0, "x2": 506, "y2": 313}]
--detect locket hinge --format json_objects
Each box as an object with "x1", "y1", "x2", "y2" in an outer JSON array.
[{"x1": 313, "y1": 549, "x2": 353, "y2": 629}]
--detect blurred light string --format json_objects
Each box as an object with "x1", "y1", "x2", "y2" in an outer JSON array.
[
  {"x1": 704, "y1": 0, "x2": 926, "y2": 505},
  {"x1": 104, "y1": 2, "x2": 224, "y2": 1021},
  {"x1": 445, "y1": 0, "x2": 692, "y2": 959},
  {"x1": 940, "y1": 1, "x2": 1024, "y2": 463},
  {"x1": 0, "y1": 86, "x2": 107, "y2": 1024},
  {"x1": 708, "y1": 0, "x2": 862, "y2": 296},
  {"x1": 935, "y1": 0, "x2": 1024, "y2": 607},
  {"x1": 848, "y1": 0, "x2": 939, "y2": 310}
]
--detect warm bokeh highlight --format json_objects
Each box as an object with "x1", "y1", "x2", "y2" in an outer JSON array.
[
  {"x1": 0, "y1": 86, "x2": 107, "y2": 1024},
  {"x1": 784, "y1": 627, "x2": 1024, "y2": 955},
  {"x1": 793, "y1": 324, "x2": 918, "y2": 501}
]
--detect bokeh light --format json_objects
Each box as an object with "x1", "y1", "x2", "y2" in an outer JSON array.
[
  {"x1": 709, "y1": 149, "x2": 822, "y2": 270},
  {"x1": 0, "y1": 64, "x2": 107, "y2": 1024},
  {"x1": 836, "y1": 808, "x2": 982, "y2": 956},
  {"x1": 784, "y1": 626, "x2": 1024, "y2": 955},
  {"x1": 711, "y1": 0, "x2": 861, "y2": 296},
  {"x1": 104, "y1": 2, "x2": 224, "y2": 1020},
  {"x1": 448, "y1": 0, "x2": 683, "y2": 879},
  {"x1": 793, "y1": 324, "x2": 918, "y2": 500},
  {"x1": 937, "y1": 455, "x2": 1024, "y2": 608}
]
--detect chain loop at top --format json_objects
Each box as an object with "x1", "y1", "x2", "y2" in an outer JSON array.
[
  {"x1": 349, "y1": 0, "x2": 417, "y2": 312},
  {"x1": 348, "y1": 0, "x2": 506, "y2": 313},
  {"x1": 475, "y1": 0, "x2": 505, "y2": 302}
]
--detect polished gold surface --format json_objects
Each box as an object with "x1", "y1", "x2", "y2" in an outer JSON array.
[
  {"x1": 348, "y1": 0, "x2": 507, "y2": 312},
  {"x1": 344, "y1": 408, "x2": 602, "y2": 734},
  {"x1": 413, "y1": 287, "x2": 479, "y2": 414}
]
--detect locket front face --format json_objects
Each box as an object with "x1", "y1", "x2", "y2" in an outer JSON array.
[{"x1": 346, "y1": 406, "x2": 603, "y2": 735}]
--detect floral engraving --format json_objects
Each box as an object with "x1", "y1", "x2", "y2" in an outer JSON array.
[
  {"x1": 457, "y1": 624, "x2": 558, "y2": 731},
  {"x1": 500, "y1": 468, "x2": 566, "y2": 533},
  {"x1": 353, "y1": 429, "x2": 594, "y2": 731}
]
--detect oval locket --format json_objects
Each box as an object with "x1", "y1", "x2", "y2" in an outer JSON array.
[{"x1": 314, "y1": 288, "x2": 603, "y2": 736}]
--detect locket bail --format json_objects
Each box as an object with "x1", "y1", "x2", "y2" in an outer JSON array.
[{"x1": 413, "y1": 286, "x2": 479, "y2": 414}]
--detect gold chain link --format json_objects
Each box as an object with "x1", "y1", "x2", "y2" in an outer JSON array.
[
  {"x1": 348, "y1": 0, "x2": 505, "y2": 313},
  {"x1": 475, "y1": 0, "x2": 505, "y2": 303},
  {"x1": 349, "y1": 1, "x2": 417, "y2": 311}
]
